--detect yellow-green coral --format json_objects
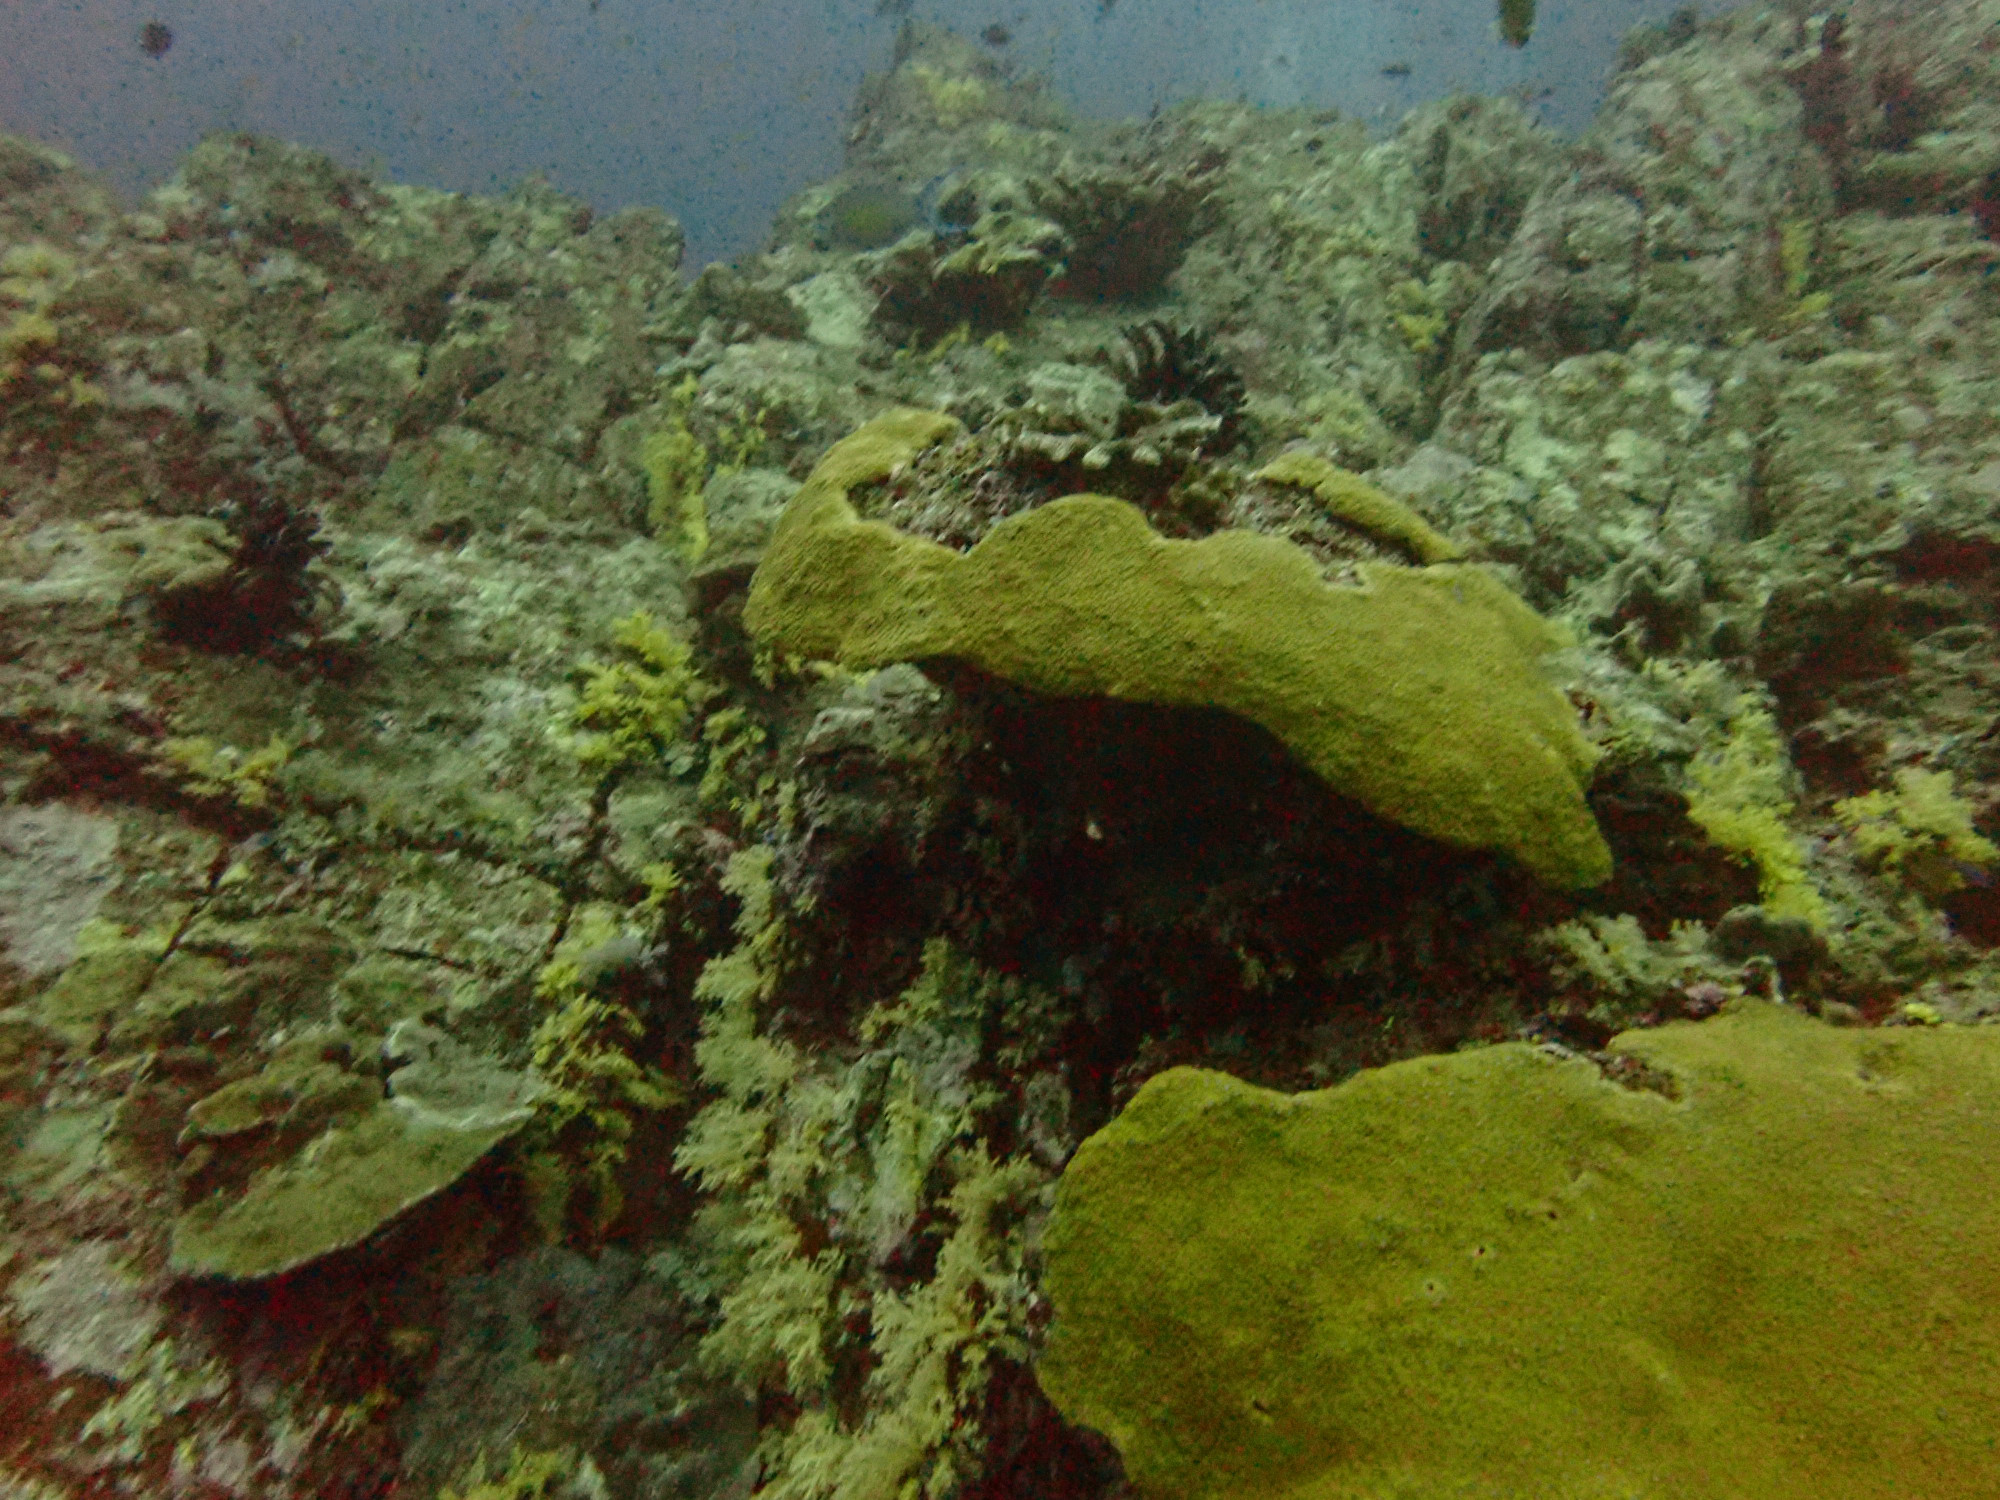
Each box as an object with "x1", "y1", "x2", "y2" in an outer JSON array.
[
  {"x1": 1683, "y1": 700, "x2": 1826, "y2": 926},
  {"x1": 1040, "y1": 1000, "x2": 2000, "y2": 1499},
  {"x1": 0, "y1": 242, "x2": 73, "y2": 297},
  {"x1": 79, "y1": 1339, "x2": 228, "y2": 1462},
  {"x1": 696, "y1": 705, "x2": 778, "y2": 829},
  {"x1": 1385, "y1": 276, "x2": 1449, "y2": 356},
  {"x1": 1835, "y1": 766, "x2": 1997, "y2": 900},
  {"x1": 1285, "y1": 385, "x2": 1403, "y2": 470},
  {"x1": 745, "y1": 410, "x2": 1608, "y2": 887},
  {"x1": 160, "y1": 733, "x2": 294, "y2": 809},
  {"x1": 1779, "y1": 218, "x2": 1816, "y2": 301},
  {"x1": 1772, "y1": 218, "x2": 1832, "y2": 326},
  {"x1": 640, "y1": 376, "x2": 767, "y2": 563},
  {"x1": 0, "y1": 309, "x2": 57, "y2": 361},
  {"x1": 0, "y1": 1468, "x2": 71, "y2": 1500},
  {"x1": 1, "y1": 244, "x2": 71, "y2": 373},
  {"x1": 1539, "y1": 913, "x2": 1722, "y2": 1027},
  {"x1": 439, "y1": 1445, "x2": 592, "y2": 1500},
  {"x1": 0, "y1": 241, "x2": 100, "y2": 410},
  {"x1": 642, "y1": 420, "x2": 711, "y2": 563},
  {"x1": 909, "y1": 64, "x2": 992, "y2": 129},
  {"x1": 1255, "y1": 451, "x2": 1464, "y2": 565}
]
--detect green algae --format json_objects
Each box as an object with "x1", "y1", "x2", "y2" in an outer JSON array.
[
  {"x1": 674, "y1": 862, "x2": 1055, "y2": 1500},
  {"x1": 1684, "y1": 699, "x2": 1826, "y2": 928},
  {"x1": 180, "y1": 1050, "x2": 379, "y2": 1142},
  {"x1": 1038, "y1": 1000, "x2": 2000, "y2": 1499},
  {"x1": 1835, "y1": 767, "x2": 1999, "y2": 900},
  {"x1": 745, "y1": 411, "x2": 1608, "y2": 887}
]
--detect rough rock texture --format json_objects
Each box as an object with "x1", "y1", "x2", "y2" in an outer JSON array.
[
  {"x1": 1458, "y1": 9, "x2": 1835, "y2": 364},
  {"x1": 170, "y1": 1062, "x2": 542, "y2": 1279}
]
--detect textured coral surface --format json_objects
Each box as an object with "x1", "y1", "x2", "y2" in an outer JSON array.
[
  {"x1": 1041, "y1": 1000, "x2": 2000, "y2": 1498},
  {"x1": 748, "y1": 411, "x2": 1609, "y2": 886}
]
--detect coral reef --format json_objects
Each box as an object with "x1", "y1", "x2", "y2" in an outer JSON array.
[
  {"x1": 4, "y1": 0, "x2": 2000, "y2": 1494},
  {"x1": 1100, "y1": 321, "x2": 1245, "y2": 453},
  {"x1": 1027, "y1": 155, "x2": 1221, "y2": 302},
  {"x1": 675, "y1": 878, "x2": 1058, "y2": 1500},
  {"x1": 863, "y1": 200, "x2": 1069, "y2": 343}
]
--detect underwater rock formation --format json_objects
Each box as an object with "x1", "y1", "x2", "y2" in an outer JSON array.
[
  {"x1": 5, "y1": 1, "x2": 2000, "y2": 1494},
  {"x1": 864, "y1": 202, "x2": 1069, "y2": 341}
]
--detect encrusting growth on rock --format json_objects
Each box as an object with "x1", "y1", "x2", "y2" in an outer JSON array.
[{"x1": 747, "y1": 410, "x2": 1610, "y2": 887}]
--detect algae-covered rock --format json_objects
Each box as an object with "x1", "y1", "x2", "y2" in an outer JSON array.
[
  {"x1": 746, "y1": 411, "x2": 1609, "y2": 887},
  {"x1": 1460, "y1": 9, "x2": 1832, "y2": 362},
  {"x1": 170, "y1": 1100, "x2": 528, "y2": 1280},
  {"x1": 0, "y1": 514, "x2": 235, "y2": 616},
  {"x1": 178, "y1": 1028, "x2": 382, "y2": 1146},
  {"x1": 865, "y1": 207, "x2": 1067, "y2": 341},
  {"x1": 0, "y1": 803, "x2": 119, "y2": 977},
  {"x1": 1038, "y1": 1000, "x2": 2000, "y2": 1499},
  {"x1": 170, "y1": 1038, "x2": 543, "y2": 1280},
  {"x1": 8, "y1": 1240, "x2": 162, "y2": 1379}
]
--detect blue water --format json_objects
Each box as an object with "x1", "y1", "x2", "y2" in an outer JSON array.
[{"x1": 2, "y1": 0, "x2": 1706, "y2": 268}]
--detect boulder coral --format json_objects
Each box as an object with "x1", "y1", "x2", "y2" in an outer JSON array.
[
  {"x1": 1037, "y1": 1000, "x2": 2000, "y2": 1498},
  {"x1": 744, "y1": 410, "x2": 1609, "y2": 888}
]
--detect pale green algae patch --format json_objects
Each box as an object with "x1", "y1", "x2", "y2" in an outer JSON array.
[
  {"x1": 170, "y1": 1035, "x2": 545, "y2": 1279},
  {"x1": 745, "y1": 411, "x2": 1609, "y2": 888},
  {"x1": 1036, "y1": 1001, "x2": 2000, "y2": 1499},
  {"x1": 170, "y1": 1104, "x2": 528, "y2": 1279}
]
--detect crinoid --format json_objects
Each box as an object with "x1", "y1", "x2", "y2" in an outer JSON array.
[
  {"x1": 153, "y1": 480, "x2": 335, "y2": 654},
  {"x1": 1104, "y1": 320, "x2": 1247, "y2": 453}
]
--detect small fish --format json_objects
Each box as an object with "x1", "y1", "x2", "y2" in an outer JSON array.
[
  {"x1": 138, "y1": 20, "x2": 173, "y2": 57},
  {"x1": 1381, "y1": 61, "x2": 1412, "y2": 78},
  {"x1": 815, "y1": 183, "x2": 921, "y2": 251},
  {"x1": 981, "y1": 22, "x2": 1011, "y2": 46}
]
